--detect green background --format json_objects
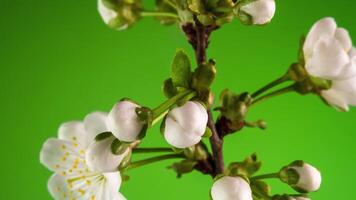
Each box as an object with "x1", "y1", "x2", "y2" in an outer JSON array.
[{"x1": 1, "y1": 0, "x2": 355, "y2": 199}]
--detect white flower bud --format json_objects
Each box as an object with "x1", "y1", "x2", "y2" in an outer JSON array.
[
  {"x1": 98, "y1": 0, "x2": 141, "y2": 30},
  {"x1": 85, "y1": 134, "x2": 130, "y2": 172},
  {"x1": 108, "y1": 100, "x2": 144, "y2": 142},
  {"x1": 303, "y1": 17, "x2": 356, "y2": 111},
  {"x1": 211, "y1": 176, "x2": 253, "y2": 200},
  {"x1": 281, "y1": 161, "x2": 322, "y2": 193},
  {"x1": 164, "y1": 101, "x2": 208, "y2": 148},
  {"x1": 239, "y1": 0, "x2": 276, "y2": 25}
]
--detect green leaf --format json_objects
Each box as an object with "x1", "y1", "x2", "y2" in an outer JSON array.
[
  {"x1": 168, "y1": 160, "x2": 197, "y2": 178},
  {"x1": 171, "y1": 49, "x2": 192, "y2": 89}
]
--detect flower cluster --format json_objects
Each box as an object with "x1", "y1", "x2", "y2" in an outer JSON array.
[
  {"x1": 98, "y1": 0, "x2": 277, "y2": 30},
  {"x1": 40, "y1": 0, "x2": 355, "y2": 199}
]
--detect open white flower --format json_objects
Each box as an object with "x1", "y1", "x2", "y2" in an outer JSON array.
[
  {"x1": 40, "y1": 112, "x2": 126, "y2": 200},
  {"x1": 289, "y1": 163, "x2": 322, "y2": 192},
  {"x1": 164, "y1": 101, "x2": 208, "y2": 148},
  {"x1": 211, "y1": 176, "x2": 253, "y2": 200},
  {"x1": 303, "y1": 17, "x2": 356, "y2": 111},
  {"x1": 107, "y1": 100, "x2": 145, "y2": 142},
  {"x1": 239, "y1": 0, "x2": 276, "y2": 25}
]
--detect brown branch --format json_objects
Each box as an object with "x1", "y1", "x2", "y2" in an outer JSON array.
[
  {"x1": 208, "y1": 110, "x2": 225, "y2": 174},
  {"x1": 182, "y1": 18, "x2": 224, "y2": 176}
]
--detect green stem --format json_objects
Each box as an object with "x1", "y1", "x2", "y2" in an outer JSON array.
[
  {"x1": 251, "y1": 85, "x2": 295, "y2": 106},
  {"x1": 125, "y1": 153, "x2": 185, "y2": 171},
  {"x1": 251, "y1": 173, "x2": 280, "y2": 180},
  {"x1": 141, "y1": 11, "x2": 179, "y2": 19},
  {"x1": 132, "y1": 147, "x2": 173, "y2": 154},
  {"x1": 152, "y1": 89, "x2": 196, "y2": 119},
  {"x1": 251, "y1": 74, "x2": 291, "y2": 98},
  {"x1": 163, "y1": 0, "x2": 178, "y2": 10}
]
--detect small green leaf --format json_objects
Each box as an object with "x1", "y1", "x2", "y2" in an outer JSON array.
[
  {"x1": 168, "y1": 160, "x2": 197, "y2": 178},
  {"x1": 171, "y1": 49, "x2": 192, "y2": 89}
]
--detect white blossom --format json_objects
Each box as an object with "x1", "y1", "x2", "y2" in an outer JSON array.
[
  {"x1": 303, "y1": 17, "x2": 356, "y2": 111},
  {"x1": 290, "y1": 163, "x2": 322, "y2": 192},
  {"x1": 164, "y1": 101, "x2": 208, "y2": 148},
  {"x1": 40, "y1": 112, "x2": 126, "y2": 200},
  {"x1": 211, "y1": 176, "x2": 253, "y2": 200},
  {"x1": 240, "y1": 0, "x2": 276, "y2": 25},
  {"x1": 108, "y1": 100, "x2": 144, "y2": 142}
]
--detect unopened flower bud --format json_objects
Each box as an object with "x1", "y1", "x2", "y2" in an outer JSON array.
[
  {"x1": 211, "y1": 176, "x2": 253, "y2": 200},
  {"x1": 279, "y1": 161, "x2": 322, "y2": 193},
  {"x1": 235, "y1": 0, "x2": 276, "y2": 25},
  {"x1": 98, "y1": 0, "x2": 142, "y2": 30},
  {"x1": 164, "y1": 101, "x2": 208, "y2": 148},
  {"x1": 108, "y1": 100, "x2": 145, "y2": 142},
  {"x1": 86, "y1": 133, "x2": 130, "y2": 172}
]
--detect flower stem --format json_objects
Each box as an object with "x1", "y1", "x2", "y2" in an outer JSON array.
[
  {"x1": 251, "y1": 173, "x2": 280, "y2": 180},
  {"x1": 163, "y1": 0, "x2": 178, "y2": 10},
  {"x1": 152, "y1": 89, "x2": 196, "y2": 119},
  {"x1": 141, "y1": 11, "x2": 179, "y2": 19},
  {"x1": 251, "y1": 85, "x2": 295, "y2": 106},
  {"x1": 251, "y1": 74, "x2": 291, "y2": 98},
  {"x1": 132, "y1": 147, "x2": 173, "y2": 154},
  {"x1": 125, "y1": 153, "x2": 185, "y2": 171}
]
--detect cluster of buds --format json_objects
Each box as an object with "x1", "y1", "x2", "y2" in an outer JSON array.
[
  {"x1": 210, "y1": 155, "x2": 321, "y2": 200},
  {"x1": 98, "y1": 0, "x2": 277, "y2": 31}
]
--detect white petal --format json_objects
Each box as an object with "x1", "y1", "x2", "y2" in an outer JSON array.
[
  {"x1": 163, "y1": 101, "x2": 208, "y2": 148},
  {"x1": 48, "y1": 174, "x2": 72, "y2": 200},
  {"x1": 108, "y1": 101, "x2": 144, "y2": 142},
  {"x1": 335, "y1": 28, "x2": 352, "y2": 53},
  {"x1": 86, "y1": 136, "x2": 130, "y2": 172},
  {"x1": 323, "y1": 77, "x2": 356, "y2": 110},
  {"x1": 303, "y1": 17, "x2": 337, "y2": 58},
  {"x1": 305, "y1": 37, "x2": 350, "y2": 79},
  {"x1": 211, "y1": 176, "x2": 253, "y2": 200},
  {"x1": 167, "y1": 101, "x2": 208, "y2": 136},
  {"x1": 58, "y1": 121, "x2": 88, "y2": 148},
  {"x1": 98, "y1": 0, "x2": 118, "y2": 24},
  {"x1": 40, "y1": 138, "x2": 87, "y2": 174},
  {"x1": 292, "y1": 163, "x2": 322, "y2": 192},
  {"x1": 321, "y1": 89, "x2": 349, "y2": 111},
  {"x1": 84, "y1": 111, "x2": 110, "y2": 145},
  {"x1": 240, "y1": 0, "x2": 276, "y2": 25},
  {"x1": 336, "y1": 61, "x2": 356, "y2": 80},
  {"x1": 164, "y1": 117, "x2": 202, "y2": 148}
]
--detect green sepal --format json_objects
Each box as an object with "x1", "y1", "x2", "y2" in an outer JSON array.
[
  {"x1": 136, "y1": 123, "x2": 148, "y2": 140},
  {"x1": 155, "y1": 0, "x2": 178, "y2": 25},
  {"x1": 163, "y1": 78, "x2": 178, "y2": 98},
  {"x1": 111, "y1": 139, "x2": 130, "y2": 155},
  {"x1": 187, "y1": 0, "x2": 205, "y2": 13},
  {"x1": 226, "y1": 153, "x2": 262, "y2": 177},
  {"x1": 171, "y1": 49, "x2": 192, "y2": 89},
  {"x1": 197, "y1": 14, "x2": 214, "y2": 25},
  {"x1": 135, "y1": 107, "x2": 154, "y2": 126},
  {"x1": 202, "y1": 126, "x2": 212, "y2": 138},
  {"x1": 288, "y1": 63, "x2": 308, "y2": 82},
  {"x1": 251, "y1": 180, "x2": 271, "y2": 199},
  {"x1": 183, "y1": 144, "x2": 208, "y2": 161},
  {"x1": 118, "y1": 150, "x2": 133, "y2": 170},
  {"x1": 192, "y1": 59, "x2": 217, "y2": 92},
  {"x1": 219, "y1": 89, "x2": 251, "y2": 123},
  {"x1": 279, "y1": 167, "x2": 300, "y2": 185},
  {"x1": 168, "y1": 160, "x2": 197, "y2": 178},
  {"x1": 298, "y1": 35, "x2": 306, "y2": 65},
  {"x1": 95, "y1": 132, "x2": 113, "y2": 141}
]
